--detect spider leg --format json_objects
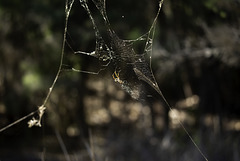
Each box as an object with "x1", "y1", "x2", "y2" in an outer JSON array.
[
  {"x1": 112, "y1": 71, "x2": 118, "y2": 79},
  {"x1": 115, "y1": 71, "x2": 119, "y2": 77},
  {"x1": 112, "y1": 72, "x2": 116, "y2": 79}
]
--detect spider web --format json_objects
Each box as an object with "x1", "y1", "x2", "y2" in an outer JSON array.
[{"x1": 74, "y1": 0, "x2": 164, "y2": 100}]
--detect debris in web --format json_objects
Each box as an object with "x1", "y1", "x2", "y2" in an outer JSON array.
[
  {"x1": 75, "y1": 0, "x2": 112, "y2": 66},
  {"x1": 28, "y1": 105, "x2": 46, "y2": 128}
]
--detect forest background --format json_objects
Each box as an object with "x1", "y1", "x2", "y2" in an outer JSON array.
[{"x1": 0, "y1": 0, "x2": 240, "y2": 160}]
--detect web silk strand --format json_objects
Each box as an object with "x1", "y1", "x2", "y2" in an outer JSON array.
[{"x1": 147, "y1": 1, "x2": 209, "y2": 161}]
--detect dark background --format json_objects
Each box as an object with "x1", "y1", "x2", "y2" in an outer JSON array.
[{"x1": 0, "y1": 0, "x2": 240, "y2": 160}]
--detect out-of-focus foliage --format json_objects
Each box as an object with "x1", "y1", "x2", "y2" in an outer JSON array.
[{"x1": 0, "y1": 0, "x2": 240, "y2": 160}]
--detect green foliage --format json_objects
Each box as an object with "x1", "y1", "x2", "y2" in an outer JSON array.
[{"x1": 204, "y1": 0, "x2": 227, "y2": 18}]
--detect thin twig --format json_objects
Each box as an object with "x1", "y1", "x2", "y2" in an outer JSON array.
[
  {"x1": 42, "y1": 0, "x2": 74, "y2": 107},
  {"x1": 0, "y1": 111, "x2": 37, "y2": 133}
]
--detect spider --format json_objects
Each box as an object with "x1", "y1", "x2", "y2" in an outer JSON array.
[{"x1": 112, "y1": 71, "x2": 123, "y2": 84}]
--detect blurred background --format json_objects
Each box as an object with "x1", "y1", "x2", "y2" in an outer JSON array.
[{"x1": 0, "y1": 0, "x2": 240, "y2": 160}]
